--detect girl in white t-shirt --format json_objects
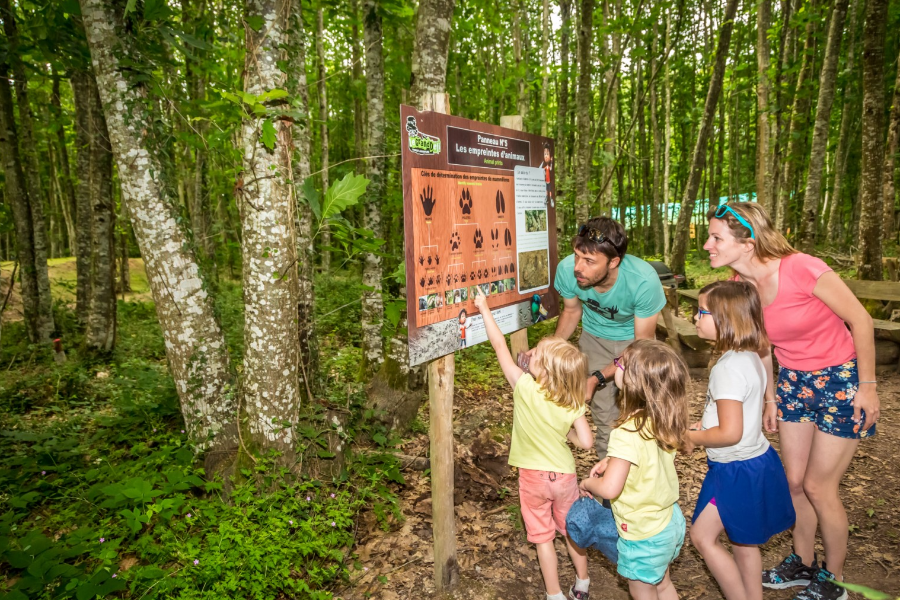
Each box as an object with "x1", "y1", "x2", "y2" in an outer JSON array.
[{"x1": 686, "y1": 280, "x2": 795, "y2": 600}]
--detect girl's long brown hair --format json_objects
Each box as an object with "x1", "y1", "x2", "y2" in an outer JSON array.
[
  {"x1": 616, "y1": 340, "x2": 690, "y2": 451},
  {"x1": 699, "y1": 280, "x2": 770, "y2": 354},
  {"x1": 534, "y1": 337, "x2": 588, "y2": 411}
]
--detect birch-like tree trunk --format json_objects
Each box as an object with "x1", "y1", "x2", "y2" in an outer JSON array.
[
  {"x1": 79, "y1": 0, "x2": 237, "y2": 462},
  {"x1": 556, "y1": 0, "x2": 572, "y2": 185},
  {"x1": 856, "y1": 0, "x2": 888, "y2": 280},
  {"x1": 574, "y1": 0, "x2": 594, "y2": 224},
  {"x1": 0, "y1": 71, "x2": 43, "y2": 342},
  {"x1": 826, "y1": 0, "x2": 861, "y2": 242},
  {"x1": 288, "y1": 0, "x2": 318, "y2": 393},
  {"x1": 755, "y1": 0, "x2": 774, "y2": 212},
  {"x1": 799, "y1": 0, "x2": 849, "y2": 252},
  {"x1": 650, "y1": 21, "x2": 662, "y2": 254},
  {"x1": 239, "y1": 0, "x2": 301, "y2": 459},
  {"x1": 1, "y1": 0, "x2": 55, "y2": 342},
  {"x1": 881, "y1": 53, "x2": 900, "y2": 242},
  {"x1": 669, "y1": 0, "x2": 740, "y2": 276},
  {"x1": 776, "y1": 1, "x2": 818, "y2": 233},
  {"x1": 86, "y1": 77, "x2": 117, "y2": 352},
  {"x1": 663, "y1": 11, "x2": 672, "y2": 260},
  {"x1": 72, "y1": 71, "x2": 94, "y2": 325},
  {"x1": 316, "y1": 6, "x2": 331, "y2": 271},
  {"x1": 540, "y1": 0, "x2": 550, "y2": 136},
  {"x1": 361, "y1": 0, "x2": 385, "y2": 376},
  {"x1": 370, "y1": 0, "x2": 456, "y2": 431},
  {"x1": 351, "y1": 0, "x2": 365, "y2": 174},
  {"x1": 51, "y1": 72, "x2": 79, "y2": 253}
]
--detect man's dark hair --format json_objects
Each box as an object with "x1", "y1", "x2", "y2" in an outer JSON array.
[{"x1": 572, "y1": 216, "x2": 628, "y2": 261}]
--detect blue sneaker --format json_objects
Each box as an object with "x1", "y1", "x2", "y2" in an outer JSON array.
[
  {"x1": 793, "y1": 565, "x2": 848, "y2": 600},
  {"x1": 762, "y1": 552, "x2": 818, "y2": 589}
]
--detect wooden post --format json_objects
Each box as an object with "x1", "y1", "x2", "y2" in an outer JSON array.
[
  {"x1": 501, "y1": 115, "x2": 530, "y2": 359},
  {"x1": 422, "y1": 91, "x2": 459, "y2": 592}
]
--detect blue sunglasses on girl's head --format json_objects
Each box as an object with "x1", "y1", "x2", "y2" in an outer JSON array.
[{"x1": 714, "y1": 205, "x2": 755, "y2": 239}]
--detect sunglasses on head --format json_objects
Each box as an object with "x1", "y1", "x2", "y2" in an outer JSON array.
[
  {"x1": 714, "y1": 205, "x2": 755, "y2": 239},
  {"x1": 577, "y1": 224, "x2": 608, "y2": 244}
]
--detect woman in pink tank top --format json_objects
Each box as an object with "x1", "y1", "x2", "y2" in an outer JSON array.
[{"x1": 703, "y1": 202, "x2": 879, "y2": 600}]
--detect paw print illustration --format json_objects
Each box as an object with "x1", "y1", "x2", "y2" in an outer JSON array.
[
  {"x1": 504, "y1": 228, "x2": 512, "y2": 246},
  {"x1": 419, "y1": 276, "x2": 426, "y2": 288},
  {"x1": 503, "y1": 264, "x2": 509, "y2": 274},
  {"x1": 446, "y1": 274, "x2": 452, "y2": 286},
  {"x1": 491, "y1": 266, "x2": 497, "y2": 276},
  {"x1": 459, "y1": 189, "x2": 474, "y2": 215},
  {"x1": 454, "y1": 274, "x2": 460, "y2": 284},
  {"x1": 495, "y1": 190, "x2": 506, "y2": 215},
  {"x1": 418, "y1": 255, "x2": 425, "y2": 266},
  {"x1": 473, "y1": 228, "x2": 484, "y2": 249},
  {"x1": 420, "y1": 185, "x2": 437, "y2": 217},
  {"x1": 461, "y1": 273, "x2": 467, "y2": 283},
  {"x1": 491, "y1": 228, "x2": 498, "y2": 242},
  {"x1": 450, "y1": 231, "x2": 461, "y2": 252},
  {"x1": 427, "y1": 276, "x2": 435, "y2": 287},
  {"x1": 470, "y1": 271, "x2": 476, "y2": 281},
  {"x1": 434, "y1": 254, "x2": 440, "y2": 266},
  {"x1": 427, "y1": 255, "x2": 432, "y2": 266},
  {"x1": 510, "y1": 263, "x2": 515, "y2": 273}
]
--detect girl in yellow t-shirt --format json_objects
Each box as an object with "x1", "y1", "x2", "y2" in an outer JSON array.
[
  {"x1": 580, "y1": 340, "x2": 690, "y2": 600},
  {"x1": 473, "y1": 291, "x2": 595, "y2": 600}
]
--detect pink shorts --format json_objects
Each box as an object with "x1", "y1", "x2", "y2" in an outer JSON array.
[{"x1": 518, "y1": 469, "x2": 580, "y2": 543}]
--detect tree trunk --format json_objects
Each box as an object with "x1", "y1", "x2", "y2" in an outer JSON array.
[
  {"x1": 826, "y1": 0, "x2": 861, "y2": 243},
  {"x1": 574, "y1": 0, "x2": 594, "y2": 224},
  {"x1": 0, "y1": 73, "x2": 43, "y2": 342},
  {"x1": 600, "y1": 0, "x2": 618, "y2": 216},
  {"x1": 315, "y1": 6, "x2": 331, "y2": 272},
  {"x1": 370, "y1": 0, "x2": 456, "y2": 432},
  {"x1": 556, "y1": 0, "x2": 571, "y2": 209},
  {"x1": 86, "y1": 77, "x2": 117, "y2": 353},
  {"x1": 239, "y1": 0, "x2": 301, "y2": 461},
  {"x1": 51, "y1": 72, "x2": 79, "y2": 254},
  {"x1": 71, "y1": 71, "x2": 94, "y2": 326},
  {"x1": 856, "y1": 0, "x2": 888, "y2": 281},
  {"x1": 79, "y1": 0, "x2": 237, "y2": 464},
  {"x1": 770, "y1": 0, "x2": 799, "y2": 215},
  {"x1": 669, "y1": 0, "x2": 740, "y2": 276},
  {"x1": 799, "y1": 0, "x2": 849, "y2": 253},
  {"x1": 663, "y1": 11, "x2": 673, "y2": 260},
  {"x1": 755, "y1": 0, "x2": 774, "y2": 212},
  {"x1": 881, "y1": 52, "x2": 900, "y2": 242},
  {"x1": 361, "y1": 0, "x2": 385, "y2": 377},
  {"x1": 650, "y1": 20, "x2": 662, "y2": 254},
  {"x1": 1, "y1": 0, "x2": 55, "y2": 342},
  {"x1": 540, "y1": 0, "x2": 550, "y2": 136},
  {"x1": 776, "y1": 0, "x2": 818, "y2": 233},
  {"x1": 288, "y1": 0, "x2": 318, "y2": 394},
  {"x1": 351, "y1": 0, "x2": 365, "y2": 175},
  {"x1": 513, "y1": 0, "x2": 528, "y2": 122}
]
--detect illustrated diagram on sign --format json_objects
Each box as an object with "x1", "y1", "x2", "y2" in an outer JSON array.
[{"x1": 401, "y1": 105, "x2": 560, "y2": 366}]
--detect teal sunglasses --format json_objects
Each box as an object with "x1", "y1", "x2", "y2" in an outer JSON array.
[{"x1": 714, "y1": 205, "x2": 755, "y2": 239}]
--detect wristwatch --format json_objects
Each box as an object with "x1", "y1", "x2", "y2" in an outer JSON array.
[{"x1": 591, "y1": 370, "x2": 606, "y2": 389}]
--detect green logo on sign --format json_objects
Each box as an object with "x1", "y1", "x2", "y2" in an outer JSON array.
[{"x1": 406, "y1": 116, "x2": 442, "y2": 156}]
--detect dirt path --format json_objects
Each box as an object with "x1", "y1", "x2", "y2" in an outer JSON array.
[{"x1": 343, "y1": 369, "x2": 900, "y2": 600}]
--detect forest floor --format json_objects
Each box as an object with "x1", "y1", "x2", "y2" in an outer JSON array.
[
  {"x1": 341, "y1": 348, "x2": 900, "y2": 600},
  {"x1": 0, "y1": 258, "x2": 152, "y2": 323}
]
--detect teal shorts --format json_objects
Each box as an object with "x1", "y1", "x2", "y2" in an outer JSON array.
[{"x1": 617, "y1": 504, "x2": 685, "y2": 584}]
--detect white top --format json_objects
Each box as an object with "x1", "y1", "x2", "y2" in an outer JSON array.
[{"x1": 702, "y1": 350, "x2": 770, "y2": 463}]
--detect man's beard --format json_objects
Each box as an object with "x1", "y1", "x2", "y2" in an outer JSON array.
[{"x1": 575, "y1": 269, "x2": 609, "y2": 290}]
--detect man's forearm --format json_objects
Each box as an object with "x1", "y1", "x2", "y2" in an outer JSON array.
[{"x1": 554, "y1": 306, "x2": 580, "y2": 340}]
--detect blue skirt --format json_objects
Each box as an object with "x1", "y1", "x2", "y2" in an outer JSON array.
[{"x1": 692, "y1": 445, "x2": 795, "y2": 545}]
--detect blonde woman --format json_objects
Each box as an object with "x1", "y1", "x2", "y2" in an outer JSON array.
[
  {"x1": 704, "y1": 202, "x2": 880, "y2": 600},
  {"x1": 473, "y1": 290, "x2": 594, "y2": 600},
  {"x1": 580, "y1": 340, "x2": 691, "y2": 600}
]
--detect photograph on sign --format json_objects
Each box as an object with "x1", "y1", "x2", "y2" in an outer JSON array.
[{"x1": 401, "y1": 106, "x2": 560, "y2": 366}]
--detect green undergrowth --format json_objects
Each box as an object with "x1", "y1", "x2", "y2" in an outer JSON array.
[{"x1": 0, "y1": 274, "x2": 401, "y2": 600}]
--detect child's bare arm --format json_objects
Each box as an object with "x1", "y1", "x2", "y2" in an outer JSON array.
[
  {"x1": 567, "y1": 415, "x2": 594, "y2": 449},
  {"x1": 579, "y1": 457, "x2": 630, "y2": 500},
  {"x1": 689, "y1": 399, "x2": 743, "y2": 448},
  {"x1": 473, "y1": 290, "x2": 523, "y2": 389}
]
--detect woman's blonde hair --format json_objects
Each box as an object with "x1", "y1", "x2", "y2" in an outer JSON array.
[
  {"x1": 706, "y1": 202, "x2": 796, "y2": 261},
  {"x1": 616, "y1": 340, "x2": 690, "y2": 452},
  {"x1": 534, "y1": 337, "x2": 588, "y2": 411},
  {"x1": 699, "y1": 280, "x2": 770, "y2": 354}
]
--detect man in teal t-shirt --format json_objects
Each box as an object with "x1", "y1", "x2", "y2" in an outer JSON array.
[{"x1": 553, "y1": 217, "x2": 666, "y2": 458}]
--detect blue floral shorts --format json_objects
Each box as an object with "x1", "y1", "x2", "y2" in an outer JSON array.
[{"x1": 776, "y1": 359, "x2": 875, "y2": 440}]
